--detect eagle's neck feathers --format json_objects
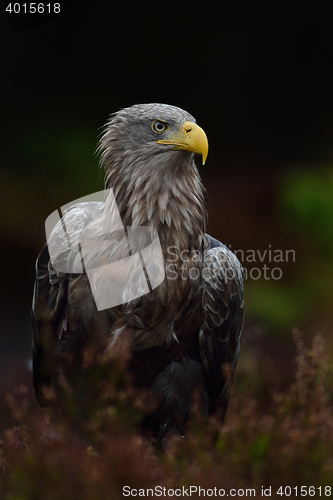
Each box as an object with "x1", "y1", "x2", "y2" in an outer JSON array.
[{"x1": 103, "y1": 151, "x2": 207, "y2": 246}]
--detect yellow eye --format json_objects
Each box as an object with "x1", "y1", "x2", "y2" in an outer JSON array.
[{"x1": 152, "y1": 120, "x2": 168, "y2": 133}]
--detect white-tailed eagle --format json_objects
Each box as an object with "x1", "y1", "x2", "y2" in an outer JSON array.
[{"x1": 32, "y1": 103, "x2": 244, "y2": 438}]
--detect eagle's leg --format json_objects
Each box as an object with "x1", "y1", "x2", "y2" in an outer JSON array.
[{"x1": 147, "y1": 358, "x2": 209, "y2": 441}]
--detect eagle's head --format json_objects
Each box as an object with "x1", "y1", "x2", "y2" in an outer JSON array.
[
  {"x1": 98, "y1": 103, "x2": 208, "y2": 232},
  {"x1": 99, "y1": 103, "x2": 208, "y2": 174}
]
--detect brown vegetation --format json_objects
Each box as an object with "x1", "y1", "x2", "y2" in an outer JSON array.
[{"x1": 1, "y1": 330, "x2": 333, "y2": 499}]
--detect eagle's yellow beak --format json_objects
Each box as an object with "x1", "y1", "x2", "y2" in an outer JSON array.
[{"x1": 157, "y1": 121, "x2": 208, "y2": 165}]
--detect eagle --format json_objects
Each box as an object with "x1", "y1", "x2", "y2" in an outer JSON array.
[{"x1": 32, "y1": 103, "x2": 244, "y2": 439}]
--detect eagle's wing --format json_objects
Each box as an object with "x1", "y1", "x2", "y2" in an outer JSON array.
[
  {"x1": 32, "y1": 242, "x2": 65, "y2": 406},
  {"x1": 199, "y1": 234, "x2": 244, "y2": 417},
  {"x1": 32, "y1": 201, "x2": 107, "y2": 406}
]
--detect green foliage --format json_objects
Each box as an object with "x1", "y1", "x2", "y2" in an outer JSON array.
[
  {"x1": 278, "y1": 167, "x2": 333, "y2": 322},
  {"x1": 246, "y1": 166, "x2": 333, "y2": 331},
  {"x1": 0, "y1": 123, "x2": 104, "y2": 244},
  {"x1": 280, "y1": 167, "x2": 333, "y2": 249},
  {"x1": 18, "y1": 124, "x2": 104, "y2": 198},
  {"x1": 245, "y1": 280, "x2": 304, "y2": 329},
  {"x1": 1, "y1": 333, "x2": 333, "y2": 499}
]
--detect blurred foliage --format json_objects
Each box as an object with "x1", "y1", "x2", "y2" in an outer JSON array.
[
  {"x1": 246, "y1": 282, "x2": 304, "y2": 331},
  {"x1": 280, "y1": 167, "x2": 333, "y2": 249},
  {"x1": 0, "y1": 123, "x2": 104, "y2": 246},
  {"x1": 245, "y1": 167, "x2": 333, "y2": 333},
  {"x1": 1, "y1": 331, "x2": 333, "y2": 499},
  {"x1": 18, "y1": 125, "x2": 103, "y2": 193}
]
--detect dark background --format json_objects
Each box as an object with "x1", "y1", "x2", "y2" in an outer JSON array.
[{"x1": 1, "y1": 1, "x2": 333, "y2": 399}]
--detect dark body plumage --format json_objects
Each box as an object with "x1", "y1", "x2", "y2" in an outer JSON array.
[{"x1": 32, "y1": 104, "x2": 244, "y2": 438}]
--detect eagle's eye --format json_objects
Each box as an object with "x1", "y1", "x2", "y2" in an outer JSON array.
[{"x1": 152, "y1": 120, "x2": 168, "y2": 133}]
